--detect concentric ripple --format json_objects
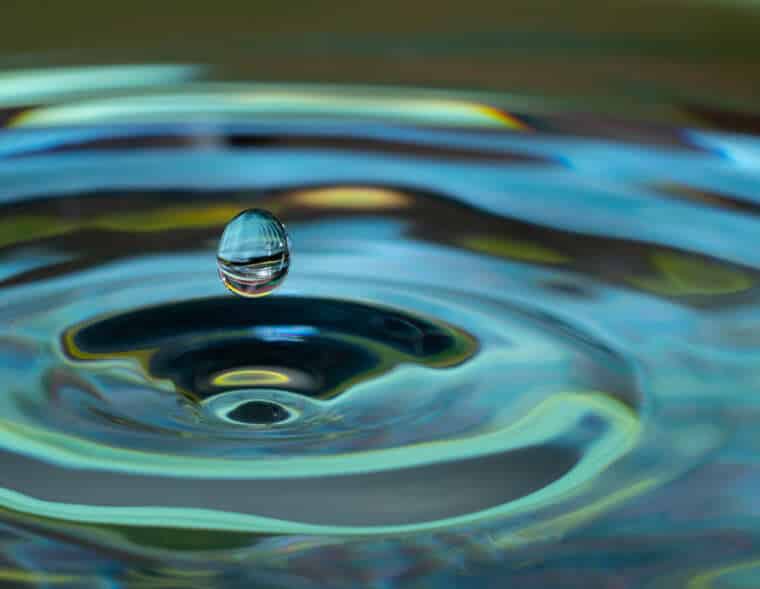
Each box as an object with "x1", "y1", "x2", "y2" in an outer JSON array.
[
  {"x1": 0, "y1": 183, "x2": 644, "y2": 533},
  {"x1": 0, "y1": 63, "x2": 759, "y2": 587}
]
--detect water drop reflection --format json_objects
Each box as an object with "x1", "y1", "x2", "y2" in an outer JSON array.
[{"x1": 216, "y1": 209, "x2": 291, "y2": 298}]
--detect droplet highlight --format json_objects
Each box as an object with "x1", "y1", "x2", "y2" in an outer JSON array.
[{"x1": 216, "y1": 209, "x2": 291, "y2": 297}]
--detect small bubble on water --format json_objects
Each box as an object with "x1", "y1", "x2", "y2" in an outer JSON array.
[{"x1": 216, "y1": 209, "x2": 291, "y2": 298}]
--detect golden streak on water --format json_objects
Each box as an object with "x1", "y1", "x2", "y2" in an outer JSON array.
[
  {"x1": 210, "y1": 369, "x2": 291, "y2": 387},
  {"x1": 289, "y1": 186, "x2": 411, "y2": 209}
]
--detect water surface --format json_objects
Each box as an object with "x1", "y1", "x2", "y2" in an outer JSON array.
[{"x1": 0, "y1": 63, "x2": 759, "y2": 588}]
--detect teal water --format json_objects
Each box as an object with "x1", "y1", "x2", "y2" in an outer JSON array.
[{"x1": 1, "y1": 64, "x2": 760, "y2": 588}]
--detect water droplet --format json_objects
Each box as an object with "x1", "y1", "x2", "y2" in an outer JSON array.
[{"x1": 216, "y1": 209, "x2": 291, "y2": 297}]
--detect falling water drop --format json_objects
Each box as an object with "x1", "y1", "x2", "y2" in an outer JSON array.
[{"x1": 216, "y1": 209, "x2": 291, "y2": 297}]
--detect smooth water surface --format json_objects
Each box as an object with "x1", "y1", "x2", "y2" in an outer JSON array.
[{"x1": 0, "y1": 63, "x2": 759, "y2": 588}]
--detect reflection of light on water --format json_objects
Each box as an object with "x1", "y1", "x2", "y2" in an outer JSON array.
[
  {"x1": 0, "y1": 568, "x2": 81, "y2": 585},
  {"x1": 9, "y1": 87, "x2": 528, "y2": 129},
  {"x1": 460, "y1": 235, "x2": 570, "y2": 264},
  {"x1": 210, "y1": 369, "x2": 290, "y2": 387},
  {"x1": 249, "y1": 326, "x2": 318, "y2": 342},
  {"x1": 0, "y1": 249, "x2": 72, "y2": 281},
  {"x1": 0, "y1": 204, "x2": 245, "y2": 248},
  {"x1": 290, "y1": 186, "x2": 411, "y2": 209},
  {"x1": 688, "y1": 558, "x2": 760, "y2": 589},
  {"x1": 0, "y1": 390, "x2": 639, "y2": 537},
  {"x1": 626, "y1": 251, "x2": 753, "y2": 296},
  {"x1": 0, "y1": 65, "x2": 200, "y2": 108}
]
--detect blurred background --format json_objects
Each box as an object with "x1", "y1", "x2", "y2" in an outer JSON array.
[{"x1": 2, "y1": 0, "x2": 759, "y2": 125}]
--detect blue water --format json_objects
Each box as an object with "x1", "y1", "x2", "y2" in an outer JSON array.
[{"x1": 1, "y1": 64, "x2": 760, "y2": 588}]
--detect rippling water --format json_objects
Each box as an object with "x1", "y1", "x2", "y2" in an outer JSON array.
[{"x1": 2, "y1": 63, "x2": 760, "y2": 588}]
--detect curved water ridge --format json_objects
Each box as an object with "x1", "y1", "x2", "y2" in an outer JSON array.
[{"x1": 0, "y1": 68, "x2": 759, "y2": 585}]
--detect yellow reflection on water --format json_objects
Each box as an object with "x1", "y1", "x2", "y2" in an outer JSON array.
[
  {"x1": 627, "y1": 251, "x2": 753, "y2": 296},
  {"x1": 210, "y1": 369, "x2": 290, "y2": 387},
  {"x1": 289, "y1": 186, "x2": 410, "y2": 209},
  {"x1": 10, "y1": 89, "x2": 528, "y2": 130},
  {"x1": 460, "y1": 235, "x2": 570, "y2": 264}
]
